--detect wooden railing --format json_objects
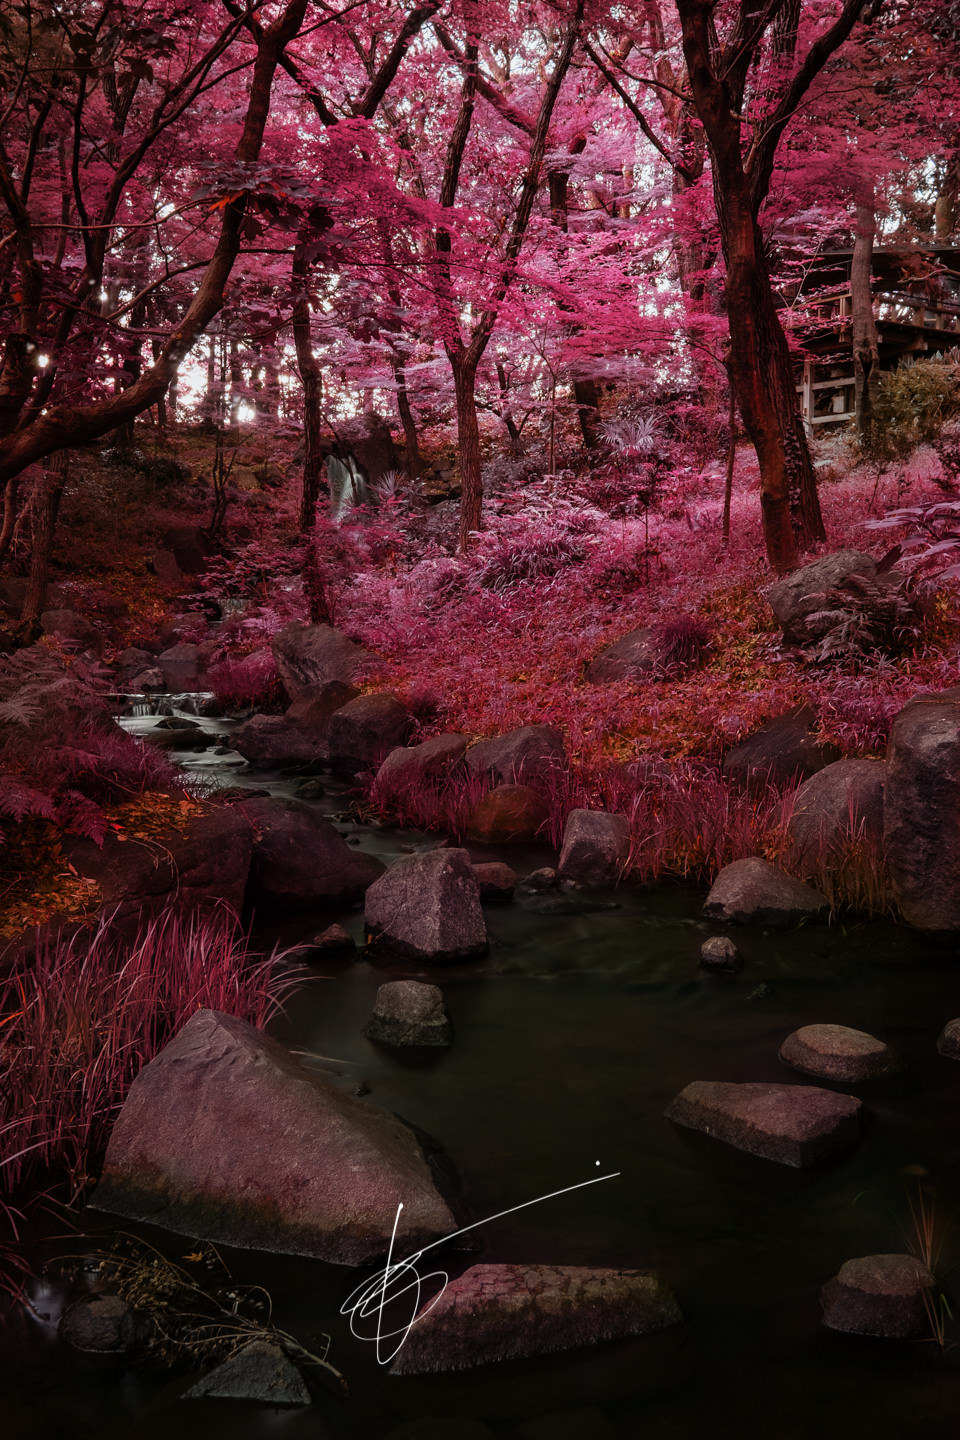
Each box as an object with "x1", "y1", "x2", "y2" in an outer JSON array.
[{"x1": 793, "y1": 287, "x2": 960, "y2": 333}]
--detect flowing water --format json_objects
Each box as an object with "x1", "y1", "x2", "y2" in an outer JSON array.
[{"x1": 4, "y1": 718, "x2": 960, "y2": 1437}]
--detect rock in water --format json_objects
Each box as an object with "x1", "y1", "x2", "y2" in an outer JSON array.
[
  {"x1": 182, "y1": 1341, "x2": 311, "y2": 1405},
  {"x1": 937, "y1": 1018, "x2": 960, "y2": 1059},
  {"x1": 364, "y1": 981, "x2": 452, "y2": 1048},
  {"x1": 699, "y1": 936, "x2": 742, "y2": 972},
  {"x1": 59, "y1": 1294, "x2": 144, "y2": 1354},
  {"x1": 365, "y1": 849, "x2": 487, "y2": 961},
  {"x1": 231, "y1": 714, "x2": 327, "y2": 769},
  {"x1": 779, "y1": 1024, "x2": 893, "y2": 1082},
  {"x1": 664, "y1": 1081, "x2": 861, "y2": 1167},
  {"x1": 820, "y1": 1255, "x2": 935, "y2": 1339},
  {"x1": 243, "y1": 796, "x2": 383, "y2": 905},
  {"x1": 884, "y1": 689, "x2": 960, "y2": 930},
  {"x1": 91, "y1": 1009, "x2": 457, "y2": 1263},
  {"x1": 558, "y1": 809, "x2": 631, "y2": 886},
  {"x1": 389, "y1": 1264, "x2": 681, "y2": 1374},
  {"x1": 702, "y1": 857, "x2": 829, "y2": 926}
]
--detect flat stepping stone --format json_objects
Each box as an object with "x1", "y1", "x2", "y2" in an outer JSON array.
[
  {"x1": 389, "y1": 1264, "x2": 681, "y2": 1375},
  {"x1": 821, "y1": 1254, "x2": 934, "y2": 1339},
  {"x1": 937, "y1": 1018, "x2": 960, "y2": 1059},
  {"x1": 665, "y1": 1081, "x2": 861, "y2": 1167},
  {"x1": 779, "y1": 1024, "x2": 893, "y2": 1081}
]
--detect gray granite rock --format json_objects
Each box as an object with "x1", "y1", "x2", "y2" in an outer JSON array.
[
  {"x1": 465, "y1": 725, "x2": 566, "y2": 786},
  {"x1": 327, "y1": 692, "x2": 414, "y2": 773},
  {"x1": 884, "y1": 690, "x2": 960, "y2": 930},
  {"x1": 699, "y1": 936, "x2": 742, "y2": 972},
  {"x1": 271, "y1": 622, "x2": 370, "y2": 700},
  {"x1": 779, "y1": 1024, "x2": 893, "y2": 1081},
  {"x1": 820, "y1": 1254, "x2": 935, "y2": 1339},
  {"x1": 365, "y1": 847, "x2": 487, "y2": 961},
  {"x1": 558, "y1": 809, "x2": 631, "y2": 886},
  {"x1": 364, "y1": 981, "x2": 452, "y2": 1047},
  {"x1": 243, "y1": 796, "x2": 383, "y2": 906},
  {"x1": 703, "y1": 857, "x2": 829, "y2": 926},
  {"x1": 665, "y1": 1080, "x2": 862, "y2": 1166},
  {"x1": 389, "y1": 1264, "x2": 682, "y2": 1375},
  {"x1": 92, "y1": 1009, "x2": 457, "y2": 1263},
  {"x1": 182, "y1": 1340, "x2": 311, "y2": 1405}
]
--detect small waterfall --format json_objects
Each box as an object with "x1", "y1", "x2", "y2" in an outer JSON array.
[{"x1": 328, "y1": 454, "x2": 369, "y2": 523}]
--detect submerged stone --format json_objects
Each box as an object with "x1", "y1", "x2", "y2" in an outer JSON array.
[
  {"x1": 389, "y1": 1264, "x2": 681, "y2": 1375},
  {"x1": 364, "y1": 981, "x2": 452, "y2": 1048},
  {"x1": 182, "y1": 1340, "x2": 311, "y2": 1405},
  {"x1": 820, "y1": 1254, "x2": 935, "y2": 1339},
  {"x1": 665, "y1": 1080, "x2": 862, "y2": 1167},
  {"x1": 779, "y1": 1024, "x2": 893, "y2": 1082}
]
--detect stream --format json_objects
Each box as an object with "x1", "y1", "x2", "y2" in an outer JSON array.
[{"x1": 4, "y1": 696, "x2": 960, "y2": 1437}]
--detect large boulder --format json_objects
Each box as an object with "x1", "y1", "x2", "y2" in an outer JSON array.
[
  {"x1": 883, "y1": 690, "x2": 960, "y2": 930},
  {"x1": 702, "y1": 857, "x2": 829, "y2": 926},
  {"x1": 373, "y1": 733, "x2": 471, "y2": 803},
  {"x1": 327, "y1": 692, "x2": 414, "y2": 773},
  {"x1": 157, "y1": 642, "x2": 205, "y2": 692},
  {"x1": 66, "y1": 807, "x2": 252, "y2": 924},
  {"x1": 721, "y1": 706, "x2": 840, "y2": 793},
  {"x1": 665, "y1": 1081, "x2": 862, "y2": 1167},
  {"x1": 285, "y1": 679, "x2": 359, "y2": 736},
  {"x1": 787, "y1": 759, "x2": 885, "y2": 874},
  {"x1": 779, "y1": 1024, "x2": 894, "y2": 1082},
  {"x1": 41, "y1": 608, "x2": 102, "y2": 653},
  {"x1": 364, "y1": 981, "x2": 452, "y2": 1048},
  {"x1": 231, "y1": 714, "x2": 326, "y2": 769},
  {"x1": 92, "y1": 1009, "x2": 457, "y2": 1263},
  {"x1": 465, "y1": 784, "x2": 549, "y2": 845},
  {"x1": 765, "y1": 551, "x2": 879, "y2": 645},
  {"x1": 114, "y1": 647, "x2": 155, "y2": 684},
  {"x1": 365, "y1": 848, "x2": 487, "y2": 961},
  {"x1": 820, "y1": 1255, "x2": 934, "y2": 1339},
  {"x1": 465, "y1": 725, "x2": 566, "y2": 787},
  {"x1": 558, "y1": 809, "x2": 631, "y2": 886},
  {"x1": 151, "y1": 526, "x2": 210, "y2": 586},
  {"x1": 585, "y1": 628, "x2": 658, "y2": 684},
  {"x1": 389, "y1": 1264, "x2": 682, "y2": 1375},
  {"x1": 182, "y1": 1341, "x2": 310, "y2": 1405},
  {"x1": 242, "y1": 796, "x2": 383, "y2": 906},
  {"x1": 271, "y1": 622, "x2": 371, "y2": 701}
]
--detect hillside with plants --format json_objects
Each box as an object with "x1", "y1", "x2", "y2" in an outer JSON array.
[{"x1": 2, "y1": 3, "x2": 960, "y2": 1437}]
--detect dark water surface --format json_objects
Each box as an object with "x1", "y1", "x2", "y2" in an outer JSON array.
[{"x1": 5, "y1": 723, "x2": 960, "y2": 1436}]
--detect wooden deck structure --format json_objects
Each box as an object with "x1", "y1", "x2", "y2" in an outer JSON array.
[{"x1": 785, "y1": 246, "x2": 960, "y2": 429}]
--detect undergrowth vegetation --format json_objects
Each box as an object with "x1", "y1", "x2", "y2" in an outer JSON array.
[{"x1": 0, "y1": 907, "x2": 304, "y2": 1299}]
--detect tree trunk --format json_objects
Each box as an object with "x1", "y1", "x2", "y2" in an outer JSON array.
[
  {"x1": 394, "y1": 367, "x2": 423, "y2": 475},
  {"x1": 722, "y1": 365, "x2": 736, "y2": 545},
  {"x1": 453, "y1": 353, "x2": 482, "y2": 550},
  {"x1": 0, "y1": 476, "x2": 18, "y2": 565},
  {"x1": 292, "y1": 225, "x2": 328, "y2": 531},
  {"x1": 722, "y1": 201, "x2": 825, "y2": 572},
  {"x1": 20, "y1": 450, "x2": 68, "y2": 632},
  {"x1": 935, "y1": 153, "x2": 960, "y2": 240},
  {"x1": 495, "y1": 361, "x2": 524, "y2": 455},
  {"x1": 851, "y1": 200, "x2": 880, "y2": 438}
]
